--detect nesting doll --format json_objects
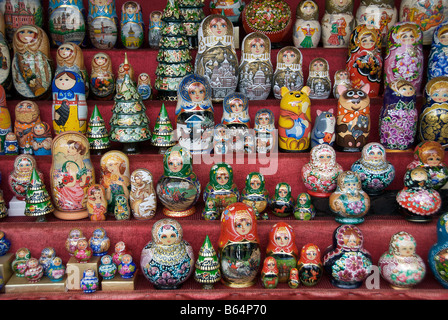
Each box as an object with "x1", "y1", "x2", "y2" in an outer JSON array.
[
  {"x1": 419, "y1": 77, "x2": 448, "y2": 147},
  {"x1": 384, "y1": 22, "x2": 423, "y2": 94},
  {"x1": 429, "y1": 213, "x2": 448, "y2": 288},
  {"x1": 14, "y1": 100, "x2": 41, "y2": 153},
  {"x1": 38, "y1": 247, "x2": 56, "y2": 276},
  {"x1": 297, "y1": 243, "x2": 323, "y2": 286},
  {"x1": 148, "y1": 10, "x2": 163, "y2": 49},
  {"x1": 11, "y1": 247, "x2": 31, "y2": 277},
  {"x1": 89, "y1": 227, "x2": 110, "y2": 257},
  {"x1": 90, "y1": 52, "x2": 115, "y2": 100},
  {"x1": 272, "y1": 46, "x2": 304, "y2": 100},
  {"x1": 156, "y1": 145, "x2": 201, "y2": 218},
  {"x1": 261, "y1": 257, "x2": 278, "y2": 289},
  {"x1": 9, "y1": 154, "x2": 43, "y2": 201},
  {"x1": 99, "y1": 254, "x2": 117, "y2": 280},
  {"x1": 333, "y1": 69, "x2": 352, "y2": 99},
  {"x1": 130, "y1": 168, "x2": 157, "y2": 220},
  {"x1": 269, "y1": 183, "x2": 294, "y2": 217},
  {"x1": 428, "y1": 21, "x2": 448, "y2": 81},
  {"x1": 65, "y1": 228, "x2": 86, "y2": 256},
  {"x1": 80, "y1": 269, "x2": 98, "y2": 293},
  {"x1": 87, "y1": 0, "x2": 118, "y2": 50},
  {"x1": 55, "y1": 42, "x2": 89, "y2": 95},
  {"x1": 218, "y1": 202, "x2": 261, "y2": 288},
  {"x1": 221, "y1": 92, "x2": 251, "y2": 153},
  {"x1": 238, "y1": 32, "x2": 273, "y2": 100},
  {"x1": 0, "y1": 231, "x2": 11, "y2": 256},
  {"x1": 302, "y1": 144, "x2": 343, "y2": 197},
  {"x1": 74, "y1": 239, "x2": 93, "y2": 263},
  {"x1": 1, "y1": 0, "x2": 43, "y2": 43},
  {"x1": 379, "y1": 79, "x2": 417, "y2": 151},
  {"x1": 254, "y1": 108, "x2": 276, "y2": 154},
  {"x1": 87, "y1": 184, "x2": 107, "y2": 221},
  {"x1": 12, "y1": 25, "x2": 53, "y2": 100},
  {"x1": 266, "y1": 222, "x2": 299, "y2": 283},
  {"x1": 311, "y1": 109, "x2": 336, "y2": 148},
  {"x1": 0, "y1": 12, "x2": 11, "y2": 91},
  {"x1": 195, "y1": 14, "x2": 238, "y2": 102},
  {"x1": 50, "y1": 132, "x2": 95, "y2": 220},
  {"x1": 137, "y1": 73, "x2": 152, "y2": 100},
  {"x1": 31, "y1": 122, "x2": 52, "y2": 155},
  {"x1": 24, "y1": 258, "x2": 43, "y2": 283},
  {"x1": 323, "y1": 224, "x2": 372, "y2": 288},
  {"x1": 293, "y1": 192, "x2": 316, "y2": 220},
  {"x1": 49, "y1": 0, "x2": 87, "y2": 47},
  {"x1": 321, "y1": 0, "x2": 355, "y2": 48},
  {"x1": 46, "y1": 257, "x2": 66, "y2": 282},
  {"x1": 397, "y1": 167, "x2": 442, "y2": 222},
  {"x1": 213, "y1": 123, "x2": 230, "y2": 155},
  {"x1": 329, "y1": 171, "x2": 371, "y2": 225},
  {"x1": 176, "y1": 74, "x2": 214, "y2": 155},
  {"x1": 202, "y1": 163, "x2": 239, "y2": 220},
  {"x1": 99, "y1": 150, "x2": 130, "y2": 215},
  {"x1": 240, "y1": 172, "x2": 270, "y2": 220},
  {"x1": 121, "y1": 1, "x2": 144, "y2": 49},
  {"x1": 112, "y1": 240, "x2": 131, "y2": 265},
  {"x1": 335, "y1": 84, "x2": 371, "y2": 152},
  {"x1": 118, "y1": 253, "x2": 136, "y2": 279},
  {"x1": 141, "y1": 218, "x2": 195, "y2": 289},
  {"x1": 306, "y1": 57, "x2": 331, "y2": 99},
  {"x1": 293, "y1": 0, "x2": 321, "y2": 48},
  {"x1": 347, "y1": 24, "x2": 382, "y2": 98},
  {"x1": 4, "y1": 132, "x2": 18, "y2": 155},
  {"x1": 379, "y1": 231, "x2": 426, "y2": 289}
]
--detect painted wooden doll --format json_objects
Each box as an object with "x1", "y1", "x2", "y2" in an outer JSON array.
[
  {"x1": 31, "y1": 122, "x2": 52, "y2": 155},
  {"x1": 429, "y1": 213, "x2": 448, "y2": 288},
  {"x1": 297, "y1": 243, "x2": 323, "y2": 286},
  {"x1": 55, "y1": 42, "x2": 89, "y2": 96},
  {"x1": 272, "y1": 46, "x2": 304, "y2": 100},
  {"x1": 384, "y1": 22, "x2": 423, "y2": 94},
  {"x1": 73, "y1": 238, "x2": 93, "y2": 263},
  {"x1": 137, "y1": 73, "x2": 152, "y2": 100},
  {"x1": 333, "y1": 69, "x2": 352, "y2": 99},
  {"x1": 12, "y1": 25, "x2": 53, "y2": 100},
  {"x1": 218, "y1": 202, "x2": 261, "y2": 288},
  {"x1": 238, "y1": 32, "x2": 273, "y2": 100},
  {"x1": 156, "y1": 145, "x2": 201, "y2": 218},
  {"x1": 266, "y1": 222, "x2": 299, "y2": 283},
  {"x1": 46, "y1": 256, "x2": 66, "y2": 282},
  {"x1": 12, "y1": 247, "x2": 31, "y2": 277},
  {"x1": 240, "y1": 172, "x2": 270, "y2": 220},
  {"x1": 0, "y1": 12, "x2": 10, "y2": 93},
  {"x1": 213, "y1": 123, "x2": 230, "y2": 155},
  {"x1": 65, "y1": 228, "x2": 86, "y2": 256},
  {"x1": 1, "y1": 0, "x2": 43, "y2": 43},
  {"x1": 428, "y1": 21, "x2": 448, "y2": 81},
  {"x1": 99, "y1": 254, "x2": 117, "y2": 280},
  {"x1": 310, "y1": 108, "x2": 336, "y2": 148},
  {"x1": 379, "y1": 79, "x2": 417, "y2": 151},
  {"x1": 269, "y1": 183, "x2": 294, "y2": 217},
  {"x1": 118, "y1": 253, "x2": 136, "y2": 279},
  {"x1": 87, "y1": 0, "x2": 118, "y2": 49},
  {"x1": 221, "y1": 92, "x2": 250, "y2": 153},
  {"x1": 24, "y1": 257, "x2": 43, "y2": 283},
  {"x1": 80, "y1": 269, "x2": 98, "y2": 293},
  {"x1": 148, "y1": 10, "x2": 163, "y2": 49},
  {"x1": 346, "y1": 24, "x2": 382, "y2": 98},
  {"x1": 176, "y1": 73, "x2": 214, "y2": 155},
  {"x1": 89, "y1": 227, "x2": 110, "y2": 257},
  {"x1": 49, "y1": 0, "x2": 87, "y2": 47},
  {"x1": 195, "y1": 14, "x2": 238, "y2": 102},
  {"x1": 90, "y1": 52, "x2": 115, "y2": 100},
  {"x1": 4, "y1": 131, "x2": 18, "y2": 155},
  {"x1": 87, "y1": 184, "x2": 107, "y2": 221},
  {"x1": 321, "y1": 0, "x2": 355, "y2": 48},
  {"x1": 9, "y1": 154, "x2": 43, "y2": 201},
  {"x1": 261, "y1": 257, "x2": 278, "y2": 289},
  {"x1": 293, "y1": 192, "x2": 316, "y2": 220},
  {"x1": 293, "y1": 0, "x2": 321, "y2": 49},
  {"x1": 254, "y1": 108, "x2": 276, "y2": 154},
  {"x1": 112, "y1": 240, "x2": 131, "y2": 265},
  {"x1": 288, "y1": 267, "x2": 300, "y2": 288},
  {"x1": 306, "y1": 57, "x2": 331, "y2": 99},
  {"x1": 302, "y1": 144, "x2": 343, "y2": 197},
  {"x1": 50, "y1": 131, "x2": 95, "y2": 220},
  {"x1": 141, "y1": 218, "x2": 194, "y2": 289},
  {"x1": 130, "y1": 168, "x2": 157, "y2": 220},
  {"x1": 121, "y1": 1, "x2": 144, "y2": 49},
  {"x1": 14, "y1": 100, "x2": 41, "y2": 153},
  {"x1": 379, "y1": 231, "x2": 426, "y2": 289},
  {"x1": 0, "y1": 231, "x2": 10, "y2": 256},
  {"x1": 323, "y1": 224, "x2": 372, "y2": 288},
  {"x1": 39, "y1": 247, "x2": 56, "y2": 274}
]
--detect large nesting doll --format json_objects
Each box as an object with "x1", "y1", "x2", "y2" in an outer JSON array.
[
  {"x1": 176, "y1": 74, "x2": 214, "y2": 155},
  {"x1": 272, "y1": 46, "x2": 304, "y2": 100},
  {"x1": 428, "y1": 21, "x2": 448, "y2": 81},
  {"x1": 120, "y1": 1, "x2": 144, "y2": 49},
  {"x1": 321, "y1": 0, "x2": 355, "y2": 48},
  {"x1": 218, "y1": 202, "x2": 261, "y2": 288},
  {"x1": 238, "y1": 32, "x2": 273, "y2": 100},
  {"x1": 50, "y1": 131, "x2": 95, "y2": 220},
  {"x1": 221, "y1": 92, "x2": 250, "y2": 153},
  {"x1": 293, "y1": 0, "x2": 321, "y2": 49},
  {"x1": 12, "y1": 25, "x2": 53, "y2": 100},
  {"x1": 306, "y1": 57, "x2": 331, "y2": 99},
  {"x1": 55, "y1": 42, "x2": 89, "y2": 96},
  {"x1": 87, "y1": 0, "x2": 118, "y2": 50},
  {"x1": 90, "y1": 52, "x2": 115, "y2": 100},
  {"x1": 1, "y1": 0, "x2": 43, "y2": 43},
  {"x1": 194, "y1": 14, "x2": 238, "y2": 102}
]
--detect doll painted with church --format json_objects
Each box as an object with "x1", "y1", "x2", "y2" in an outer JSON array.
[
  {"x1": 221, "y1": 92, "x2": 251, "y2": 153},
  {"x1": 31, "y1": 122, "x2": 52, "y2": 155},
  {"x1": 49, "y1": 0, "x2": 87, "y2": 47},
  {"x1": 306, "y1": 57, "x2": 331, "y2": 99},
  {"x1": 87, "y1": 0, "x2": 118, "y2": 50},
  {"x1": 272, "y1": 46, "x2": 304, "y2": 100},
  {"x1": 121, "y1": 1, "x2": 144, "y2": 49},
  {"x1": 428, "y1": 21, "x2": 448, "y2": 81}
]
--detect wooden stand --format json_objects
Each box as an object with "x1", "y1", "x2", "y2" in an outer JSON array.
[
  {"x1": 101, "y1": 271, "x2": 138, "y2": 291},
  {"x1": 5, "y1": 275, "x2": 67, "y2": 293},
  {"x1": 66, "y1": 256, "x2": 100, "y2": 290},
  {"x1": 53, "y1": 210, "x2": 89, "y2": 220}
]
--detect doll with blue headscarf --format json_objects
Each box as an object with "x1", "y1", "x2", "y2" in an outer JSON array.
[{"x1": 428, "y1": 21, "x2": 448, "y2": 81}]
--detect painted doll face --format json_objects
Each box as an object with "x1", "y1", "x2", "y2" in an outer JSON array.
[
  {"x1": 317, "y1": 150, "x2": 332, "y2": 164},
  {"x1": 365, "y1": 146, "x2": 384, "y2": 162},
  {"x1": 234, "y1": 215, "x2": 252, "y2": 236},
  {"x1": 334, "y1": 0, "x2": 348, "y2": 8},
  {"x1": 188, "y1": 82, "x2": 206, "y2": 102},
  {"x1": 397, "y1": 239, "x2": 415, "y2": 257},
  {"x1": 398, "y1": 29, "x2": 416, "y2": 45},
  {"x1": 274, "y1": 230, "x2": 290, "y2": 247},
  {"x1": 337, "y1": 70, "x2": 348, "y2": 80},
  {"x1": 344, "y1": 178, "x2": 358, "y2": 192},
  {"x1": 67, "y1": 141, "x2": 82, "y2": 156},
  {"x1": 410, "y1": 168, "x2": 427, "y2": 182},
  {"x1": 343, "y1": 233, "x2": 360, "y2": 248},
  {"x1": 105, "y1": 159, "x2": 122, "y2": 174},
  {"x1": 257, "y1": 112, "x2": 270, "y2": 125},
  {"x1": 18, "y1": 158, "x2": 32, "y2": 173},
  {"x1": 430, "y1": 86, "x2": 448, "y2": 102},
  {"x1": 125, "y1": 3, "x2": 137, "y2": 14},
  {"x1": 230, "y1": 98, "x2": 244, "y2": 113},
  {"x1": 94, "y1": 54, "x2": 108, "y2": 66},
  {"x1": 33, "y1": 124, "x2": 45, "y2": 136},
  {"x1": 167, "y1": 152, "x2": 183, "y2": 172},
  {"x1": 398, "y1": 84, "x2": 415, "y2": 96},
  {"x1": 282, "y1": 50, "x2": 297, "y2": 64},
  {"x1": 278, "y1": 185, "x2": 288, "y2": 198},
  {"x1": 17, "y1": 27, "x2": 38, "y2": 44},
  {"x1": 250, "y1": 38, "x2": 265, "y2": 54},
  {"x1": 55, "y1": 73, "x2": 77, "y2": 91},
  {"x1": 360, "y1": 34, "x2": 375, "y2": 49},
  {"x1": 57, "y1": 44, "x2": 74, "y2": 60},
  {"x1": 301, "y1": 1, "x2": 316, "y2": 15},
  {"x1": 298, "y1": 194, "x2": 308, "y2": 205},
  {"x1": 216, "y1": 167, "x2": 229, "y2": 185},
  {"x1": 210, "y1": 18, "x2": 228, "y2": 36},
  {"x1": 439, "y1": 30, "x2": 448, "y2": 46},
  {"x1": 425, "y1": 150, "x2": 442, "y2": 166},
  {"x1": 151, "y1": 12, "x2": 161, "y2": 22},
  {"x1": 159, "y1": 226, "x2": 178, "y2": 245},
  {"x1": 250, "y1": 176, "x2": 261, "y2": 190},
  {"x1": 306, "y1": 247, "x2": 317, "y2": 260},
  {"x1": 311, "y1": 59, "x2": 326, "y2": 71}
]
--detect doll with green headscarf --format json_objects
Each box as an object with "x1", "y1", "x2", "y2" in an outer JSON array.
[
  {"x1": 241, "y1": 172, "x2": 270, "y2": 220},
  {"x1": 293, "y1": 192, "x2": 316, "y2": 220},
  {"x1": 269, "y1": 183, "x2": 294, "y2": 217}
]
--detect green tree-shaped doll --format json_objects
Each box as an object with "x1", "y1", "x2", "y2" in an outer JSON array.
[
  {"x1": 24, "y1": 168, "x2": 54, "y2": 222},
  {"x1": 86, "y1": 105, "x2": 110, "y2": 155},
  {"x1": 151, "y1": 103, "x2": 176, "y2": 154},
  {"x1": 194, "y1": 235, "x2": 221, "y2": 289}
]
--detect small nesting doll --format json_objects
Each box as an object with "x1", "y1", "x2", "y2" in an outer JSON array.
[
  {"x1": 266, "y1": 222, "x2": 299, "y2": 283},
  {"x1": 120, "y1": 1, "x2": 144, "y2": 49},
  {"x1": 428, "y1": 21, "x2": 448, "y2": 81},
  {"x1": 87, "y1": 184, "x2": 107, "y2": 221},
  {"x1": 379, "y1": 79, "x2": 417, "y2": 151},
  {"x1": 261, "y1": 257, "x2": 278, "y2": 289},
  {"x1": 293, "y1": 192, "x2": 316, "y2": 220},
  {"x1": 148, "y1": 10, "x2": 163, "y2": 49},
  {"x1": 65, "y1": 228, "x2": 86, "y2": 256},
  {"x1": 99, "y1": 254, "x2": 117, "y2": 280},
  {"x1": 89, "y1": 227, "x2": 110, "y2": 257},
  {"x1": 379, "y1": 231, "x2": 426, "y2": 289},
  {"x1": 329, "y1": 171, "x2": 371, "y2": 225},
  {"x1": 221, "y1": 92, "x2": 251, "y2": 153},
  {"x1": 293, "y1": 0, "x2": 321, "y2": 49},
  {"x1": 254, "y1": 108, "x2": 276, "y2": 154},
  {"x1": 213, "y1": 123, "x2": 230, "y2": 155},
  {"x1": 310, "y1": 109, "x2": 336, "y2": 148},
  {"x1": 384, "y1": 22, "x2": 424, "y2": 94},
  {"x1": 118, "y1": 253, "x2": 136, "y2": 279},
  {"x1": 112, "y1": 241, "x2": 131, "y2": 265},
  {"x1": 39, "y1": 247, "x2": 56, "y2": 275},
  {"x1": 0, "y1": 231, "x2": 11, "y2": 256},
  {"x1": 156, "y1": 145, "x2": 201, "y2": 218},
  {"x1": 24, "y1": 258, "x2": 43, "y2": 283},
  {"x1": 202, "y1": 163, "x2": 240, "y2": 220},
  {"x1": 141, "y1": 218, "x2": 194, "y2": 289},
  {"x1": 397, "y1": 167, "x2": 442, "y2": 222},
  {"x1": 31, "y1": 122, "x2": 52, "y2": 155},
  {"x1": 238, "y1": 32, "x2": 273, "y2": 100},
  {"x1": 130, "y1": 168, "x2": 157, "y2": 220},
  {"x1": 321, "y1": 0, "x2": 355, "y2": 48},
  {"x1": 302, "y1": 144, "x2": 343, "y2": 197},
  {"x1": 272, "y1": 46, "x2": 304, "y2": 100},
  {"x1": 12, "y1": 25, "x2": 53, "y2": 100},
  {"x1": 47, "y1": 257, "x2": 66, "y2": 282},
  {"x1": 80, "y1": 269, "x2": 99, "y2": 293},
  {"x1": 4, "y1": 132, "x2": 19, "y2": 155},
  {"x1": 90, "y1": 52, "x2": 115, "y2": 100},
  {"x1": 74, "y1": 239, "x2": 93, "y2": 263},
  {"x1": 288, "y1": 268, "x2": 300, "y2": 288},
  {"x1": 12, "y1": 247, "x2": 31, "y2": 277},
  {"x1": 240, "y1": 172, "x2": 270, "y2": 220},
  {"x1": 351, "y1": 142, "x2": 396, "y2": 195},
  {"x1": 269, "y1": 183, "x2": 294, "y2": 217},
  {"x1": 333, "y1": 69, "x2": 352, "y2": 99},
  {"x1": 14, "y1": 100, "x2": 41, "y2": 153},
  {"x1": 306, "y1": 57, "x2": 331, "y2": 99},
  {"x1": 49, "y1": 0, "x2": 87, "y2": 47},
  {"x1": 429, "y1": 213, "x2": 448, "y2": 288},
  {"x1": 137, "y1": 73, "x2": 152, "y2": 100},
  {"x1": 218, "y1": 202, "x2": 261, "y2": 288},
  {"x1": 323, "y1": 224, "x2": 372, "y2": 288},
  {"x1": 297, "y1": 243, "x2": 323, "y2": 287},
  {"x1": 9, "y1": 154, "x2": 43, "y2": 201},
  {"x1": 87, "y1": 0, "x2": 119, "y2": 50},
  {"x1": 55, "y1": 42, "x2": 89, "y2": 96}
]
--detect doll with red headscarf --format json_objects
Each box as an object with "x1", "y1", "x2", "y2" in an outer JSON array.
[
  {"x1": 297, "y1": 243, "x2": 323, "y2": 286},
  {"x1": 261, "y1": 257, "x2": 278, "y2": 289}
]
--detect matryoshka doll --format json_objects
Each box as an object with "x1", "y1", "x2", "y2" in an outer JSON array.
[
  {"x1": 269, "y1": 183, "x2": 294, "y2": 217},
  {"x1": 12, "y1": 25, "x2": 53, "y2": 100},
  {"x1": 272, "y1": 46, "x2": 304, "y2": 100},
  {"x1": 333, "y1": 69, "x2": 352, "y2": 99},
  {"x1": 55, "y1": 42, "x2": 89, "y2": 96},
  {"x1": 288, "y1": 268, "x2": 299, "y2": 288},
  {"x1": 89, "y1": 227, "x2": 110, "y2": 257},
  {"x1": 297, "y1": 243, "x2": 323, "y2": 286},
  {"x1": 213, "y1": 124, "x2": 230, "y2": 155},
  {"x1": 310, "y1": 108, "x2": 336, "y2": 148},
  {"x1": 293, "y1": 192, "x2": 316, "y2": 220},
  {"x1": 49, "y1": 0, "x2": 87, "y2": 47},
  {"x1": 202, "y1": 163, "x2": 239, "y2": 220},
  {"x1": 346, "y1": 24, "x2": 382, "y2": 98},
  {"x1": 24, "y1": 257, "x2": 43, "y2": 283},
  {"x1": 0, "y1": 231, "x2": 11, "y2": 256},
  {"x1": 218, "y1": 202, "x2": 261, "y2": 288},
  {"x1": 379, "y1": 79, "x2": 417, "y2": 151},
  {"x1": 87, "y1": 184, "x2": 107, "y2": 221},
  {"x1": 90, "y1": 52, "x2": 115, "y2": 100},
  {"x1": 156, "y1": 145, "x2": 201, "y2": 218},
  {"x1": 176, "y1": 74, "x2": 214, "y2": 155},
  {"x1": 39, "y1": 247, "x2": 56, "y2": 275},
  {"x1": 11, "y1": 247, "x2": 31, "y2": 277},
  {"x1": 428, "y1": 213, "x2": 448, "y2": 288},
  {"x1": 266, "y1": 222, "x2": 299, "y2": 283},
  {"x1": 4, "y1": 132, "x2": 19, "y2": 155},
  {"x1": 238, "y1": 32, "x2": 273, "y2": 101},
  {"x1": 323, "y1": 224, "x2": 372, "y2": 288},
  {"x1": 240, "y1": 172, "x2": 270, "y2": 220},
  {"x1": 293, "y1": 0, "x2": 321, "y2": 49},
  {"x1": 31, "y1": 122, "x2": 52, "y2": 155},
  {"x1": 384, "y1": 22, "x2": 423, "y2": 94},
  {"x1": 74, "y1": 239, "x2": 93, "y2": 263},
  {"x1": 302, "y1": 144, "x2": 343, "y2": 197},
  {"x1": 112, "y1": 240, "x2": 131, "y2": 265},
  {"x1": 87, "y1": 0, "x2": 118, "y2": 50},
  {"x1": 137, "y1": 73, "x2": 152, "y2": 100},
  {"x1": 254, "y1": 108, "x2": 276, "y2": 154},
  {"x1": 148, "y1": 10, "x2": 163, "y2": 49},
  {"x1": 351, "y1": 142, "x2": 396, "y2": 195},
  {"x1": 14, "y1": 100, "x2": 41, "y2": 153},
  {"x1": 221, "y1": 92, "x2": 251, "y2": 153},
  {"x1": 261, "y1": 257, "x2": 278, "y2": 289},
  {"x1": 2, "y1": 0, "x2": 43, "y2": 43},
  {"x1": 321, "y1": 0, "x2": 355, "y2": 48},
  {"x1": 306, "y1": 57, "x2": 331, "y2": 99},
  {"x1": 99, "y1": 254, "x2": 117, "y2": 280},
  {"x1": 379, "y1": 231, "x2": 426, "y2": 289},
  {"x1": 195, "y1": 14, "x2": 238, "y2": 102},
  {"x1": 120, "y1": 1, "x2": 144, "y2": 49},
  {"x1": 50, "y1": 131, "x2": 95, "y2": 220},
  {"x1": 130, "y1": 168, "x2": 157, "y2": 220},
  {"x1": 9, "y1": 154, "x2": 43, "y2": 201},
  {"x1": 428, "y1": 21, "x2": 448, "y2": 81},
  {"x1": 396, "y1": 167, "x2": 442, "y2": 222},
  {"x1": 46, "y1": 257, "x2": 66, "y2": 282},
  {"x1": 80, "y1": 268, "x2": 98, "y2": 293},
  {"x1": 118, "y1": 253, "x2": 136, "y2": 278},
  {"x1": 140, "y1": 218, "x2": 194, "y2": 289},
  {"x1": 65, "y1": 228, "x2": 86, "y2": 256}
]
